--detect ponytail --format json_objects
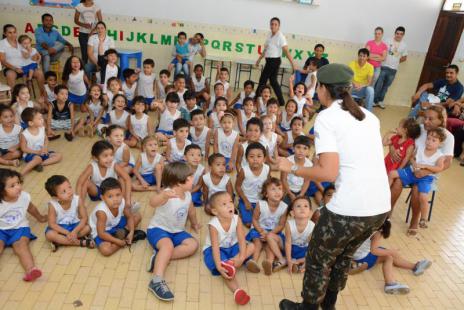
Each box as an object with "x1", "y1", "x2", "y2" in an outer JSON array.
[
  {"x1": 380, "y1": 219, "x2": 391, "y2": 239},
  {"x1": 322, "y1": 83, "x2": 365, "y2": 121}
]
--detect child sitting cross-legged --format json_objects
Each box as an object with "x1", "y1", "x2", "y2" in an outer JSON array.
[
  {"x1": 146, "y1": 162, "x2": 201, "y2": 302},
  {"x1": 203, "y1": 191, "x2": 256, "y2": 305},
  {"x1": 44, "y1": 175, "x2": 94, "y2": 251},
  {"x1": 202, "y1": 153, "x2": 234, "y2": 215},
  {"x1": 89, "y1": 177, "x2": 144, "y2": 256},
  {"x1": 132, "y1": 135, "x2": 164, "y2": 192}
]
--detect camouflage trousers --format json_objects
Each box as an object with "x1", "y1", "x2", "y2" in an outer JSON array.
[{"x1": 302, "y1": 207, "x2": 388, "y2": 303}]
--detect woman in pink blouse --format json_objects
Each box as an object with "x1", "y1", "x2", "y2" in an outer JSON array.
[{"x1": 365, "y1": 27, "x2": 388, "y2": 86}]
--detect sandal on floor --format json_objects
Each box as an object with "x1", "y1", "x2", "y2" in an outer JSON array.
[
  {"x1": 406, "y1": 228, "x2": 418, "y2": 237},
  {"x1": 48, "y1": 134, "x2": 61, "y2": 141},
  {"x1": 419, "y1": 219, "x2": 428, "y2": 229},
  {"x1": 79, "y1": 237, "x2": 95, "y2": 248},
  {"x1": 272, "y1": 260, "x2": 287, "y2": 273}
]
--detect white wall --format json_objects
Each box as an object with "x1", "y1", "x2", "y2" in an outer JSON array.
[{"x1": 1, "y1": 0, "x2": 442, "y2": 52}]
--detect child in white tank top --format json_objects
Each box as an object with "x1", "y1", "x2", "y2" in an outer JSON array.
[
  {"x1": 132, "y1": 135, "x2": 164, "y2": 192},
  {"x1": 260, "y1": 115, "x2": 281, "y2": 167},
  {"x1": 237, "y1": 98, "x2": 256, "y2": 136},
  {"x1": 154, "y1": 92, "x2": 181, "y2": 146},
  {"x1": 126, "y1": 97, "x2": 153, "y2": 149},
  {"x1": 83, "y1": 84, "x2": 108, "y2": 137},
  {"x1": 184, "y1": 144, "x2": 206, "y2": 207},
  {"x1": 44, "y1": 175, "x2": 94, "y2": 250},
  {"x1": 208, "y1": 97, "x2": 228, "y2": 130},
  {"x1": 97, "y1": 94, "x2": 130, "y2": 136},
  {"x1": 0, "y1": 106, "x2": 22, "y2": 167},
  {"x1": 106, "y1": 125, "x2": 135, "y2": 175},
  {"x1": 284, "y1": 197, "x2": 315, "y2": 273},
  {"x1": 202, "y1": 154, "x2": 233, "y2": 215},
  {"x1": 166, "y1": 118, "x2": 191, "y2": 163},
  {"x1": 279, "y1": 116, "x2": 305, "y2": 157},
  {"x1": 189, "y1": 109, "x2": 211, "y2": 157},
  {"x1": 202, "y1": 191, "x2": 255, "y2": 305},
  {"x1": 146, "y1": 162, "x2": 201, "y2": 301},
  {"x1": 213, "y1": 113, "x2": 239, "y2": 172}
]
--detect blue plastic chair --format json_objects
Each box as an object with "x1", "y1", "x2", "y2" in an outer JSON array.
[{"x1": 118, "y1": 50, "x2": 143, "y2": 78}]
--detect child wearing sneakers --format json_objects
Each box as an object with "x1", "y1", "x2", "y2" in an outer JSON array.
[
  {"x1": 166, "y1": 118, "x2": 191, "y2": 163},
  {"x1": 246, "y1": 178, "x2": 288, "y2": 275},
  {"x1": 147, "y1": 162, "x2": 201, "y2": 302},
  {"x1": 189, "y1": 109, "x2": 211, "y2": 158},
  {"x1": 202, "y1": 153, "x2": 234, "y2": 215},
  {"x1": 20, "y1": 108, "x2": 62, "y2": 175},
  {"x1": 213, "y1": 112, "x2": 239, "y2": 172},
  {"x1": 132, "y1": 135, "x2": 164, "y2": 192},
  {"x1": 0, "y1": 168, "x2": 47, "y2": 282},
  {"x1": 44, "y1": 175, "x2": 94, "y2": 251},
  {"x1": 350, "y1": 219, "x2": 432, "y2": 295},
  {"x1": 284, "y1": 196, "x2": 315, "y2": 274},
  {"x1": 89, "y1": 178, "x2": 143, "y2": 256},
  {"x1": 203, "y1": 191, "x2": 256, "y2": 305},
  {"x1": 235, "y1": 142, "x2": 270, "y2": 227},
  {"x1": 184, "y1": 144, "x2": 205, "y2": 207}
]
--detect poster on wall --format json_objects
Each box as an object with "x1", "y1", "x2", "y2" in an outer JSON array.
[{"x1": 30, "y1": 0, "x2": 80, "y2": 8}]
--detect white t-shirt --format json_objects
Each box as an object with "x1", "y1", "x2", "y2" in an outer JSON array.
[
  {"x1": 382, "y1": 38, "x2": 408, "y2": 70},
  {"x1": 0, "y1": 39, "x2": 23, "y2": 68},
  {"x1": 314, "y1": 100, "x2": 390, "y2": 216},
  {"x1": 87, "y1": 34, "x2": 115, "y2": 61},
  {"x1": 0, "y1": 191, "x2": 31, "y2": 230},
  {"x1": 75, "y1": 3, "x2": 101, "y2": 34},
  {"x1": 148, "y1": 189, "x2": 191, "y2": 233},
  {"x1": 20, "y1": 47, "x2": 38, "y2": 66},
  {"x1": 287, "y1": 155, "x2": 313, "y2": 193},
  {"x1": 415, "y1": 124, "x2": 454, "y2": 157},
  {"x1": 264, "y1": 31, "x2": 287, "y2": 58},
  {"x1": 0, "y1": 124, "x2": 21, "y2": 150}
]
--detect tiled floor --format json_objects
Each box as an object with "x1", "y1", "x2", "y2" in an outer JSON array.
[{"x1": 0, "y1": 106, "x2": 463, "y2": 310}]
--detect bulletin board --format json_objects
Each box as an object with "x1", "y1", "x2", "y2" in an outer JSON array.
[{"x1": 30, "y1": 0, "x2": 80, "y2": 9}]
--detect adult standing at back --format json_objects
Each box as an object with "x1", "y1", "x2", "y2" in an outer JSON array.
[
  {"x1": 374, "y1": 26, "x2": 408, "y2": 109},
  {"x1": 256, "y1": 17, "x2": 296, "y2": 106},
  {"x1": 74, "y1": 0, "x2": 102, "y2": 65},
  {"x1": 278, "y1": 64, "x2": 390, "y2": 309},
  {"x1": 365, "y1": 27, "x2": 387, "y2": 87}
]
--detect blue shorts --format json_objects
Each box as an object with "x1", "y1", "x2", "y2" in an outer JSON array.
[
  {"x1": 192, "y1": 190, "x2": 203, "y2": 207},
  {"x1": 156, "y1": 129, "x2": 173, "y2": 136},
  {"x1": 238, "y1": 198, "x2": 256, "y2": 225},
  {"x1": 245, "y1": 228, "x2": 284, "y2": 243},
  {"x1": 203, "y1": 243, "x2": 241, "y2": 276},
  {"x1": 141, "y1": 173, "x2": 156, "y2": 186},
  {"x1": 306, "y1": 181, "x2": 331, "y2": 197},
  {"x1": 291, "y1": 244, "x2": 308, "y2": 260},
  {"x1": 68, "y1": 92, "x2": 87, "y2": 105},
  {"x1": 89, "y1": 185, "x2": 102, "y2": 201},
  {"x1": 233, "y1": 103, "x2": 243, "y2": 110},
  {"x1": 24, "y1": 151, "x2": 54, "y2": 163},
  {"x1": 87, "y1": 114, "x2": 110, "y2": 124},
  {"x1": 147, "y1": 227, "x2": 193, "y2": 250},
  {"x1": 144, "y1": 97, "x2": 154, "y2": 105},
  {"x1": 398, "y1": 166, "x2": 435, "y2": 194},
  {"x1": 45, "y1": 222, "x2": 80, "y2": 234},
  {"x1": 0, "y1": 227, "x2": 37, "y2": 247},
  {"x1": 22, "y1": 63, "x2": 38, "y2": 75},
  {"x1": 225, "y1": 157, "x2": 231, "y2": 170},
  {"x1": 94, "y1": 216, "x2": 127, "y2": 246}
]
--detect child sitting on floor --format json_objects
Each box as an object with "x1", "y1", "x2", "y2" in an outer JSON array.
[
  {"x1": 184, "y1": 144, "x2": 205, "y2": 207},
  {"x1": 132, "y1": 135, "x2": 164, "y2": 192},
  {"x1": 154, "y1": 92, "x2": 181, "y2": 145},
  {"x1": 106, "y1": 125, "x2": 135, "y2": 175},
  {"x1": 126, "y1": 96, "x2": 152, "y2": 148},
  {"x1": 203, "y1": 191, "x2": 257, "y2": 305},
  {"x1": 166, "y1": 118, "x2": 191, "y2": 163},
  {"x1": 213, "y1": 112, "x2": 239, "y2": 172},
  {"x1": 189, "y1": 109, "x2": 211, "y2": 158},
  {"x1": 0, "y1": 106, "x2": 22, "y2": 167},
  {"x1": 44, "y1": 175, "x2": 94, "y2": 251},
  {"x1": 147, "y1": 162, "x2": 201, "y2": 302},
  {"x1": 202, "y1": 153, "x2": 234, "y2": 215}
]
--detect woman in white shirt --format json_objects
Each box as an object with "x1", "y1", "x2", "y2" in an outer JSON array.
[
  {"x1": 84, "y1": 21, "x2": 115, "y2": 80},
  {"x1": 74, "y1": 0, "x2": 102, "y2": 65},
  {"x1": 278, "y1": 64, "x2": 390, "y2": 310},
  {"x1": 255, "y1": 17, "x2": 296, "y2": 107}
]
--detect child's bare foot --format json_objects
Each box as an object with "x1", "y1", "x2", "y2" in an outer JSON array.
[{"x1": 419, "y1": 219, "x2": 428, "y2": 229}]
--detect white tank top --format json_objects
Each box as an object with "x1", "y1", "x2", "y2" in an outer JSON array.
[
  {"x1": 287, "y1": 155, "x2": 313, "y2": 192},
  {"x1": 109, "y1": 110, "x2": 129, "y2": 129},
  {"x1": 260, "y1": 132, "x2": 278, "y2": 159},
  {"x1": 353, "y1": 236, "x2": 374, "y2": 260},
  {"x1": 0, "y1": 191, "x2": 30, "y2": 230},
  {"x1": 106, "y1": 91, "x2": 124, "y2": 111},
  {"x1": 89, "y1": 198, "x2": 125, "y2": 238},
  {"x1": 177, "y1": 89, "x2": 187, "y2": 109},
  {"x1": 217, "y1": 128, "x2": 238, "y2": 158},
  {"x1": 189, "y1": 126, "x2": 209, "y2": 155},
  {"x1": 45, "y1": 84, "x2": 56, "y2": 103},
  {"x1": 415, "y1": 144, "x2": 443, "y2": 173},
  {"x1": 239, "y1": 110, "x2": 255, "y2": 132},
  {"x1": 122, "y1": 81, "x2": 137, "y2": 101},
  {"x1": 169, "y1": 138, "x2": 191, "y2": 162},
  {"x1": 157, "y1": 80, "x2": 166, "y2": 99},
  {"x1": 193, "y1": 164, "x2": 205, "y2": 186},
  {"x1": 0, "y1": 124, "x2": 21, "y2": 149},
  {"x1": 254, "y1": 200, "x2": 288, "y2": 231},
  {"x1": 210, "y1": 112, "x2": 221, "y2": 129},
  {"x1": 130, "y1": 113, "x2": 149, "y2": 139},
  {"x1": 114, "y1": 143, "x2": 135, "y2": 166},
  {"x1": 158, "y1": 109, "x2": 180, "y2": 132},
  {"x1": 88, "y1": 100, "x2": 104, "y2": 118},
  {"x1": 203, "y1": 214, "x2": 239, "y2": 251},
  {"x1": 139, "y1": 152, "x2": 162, "y2": 175},
  {"x1": 22, "y1": 127, "x2": 45, "y2": 157},
  {"x1": 14, "y1": 100, "x2": 34, "y2": 120},
  {"x1": 137, "y1": 72, "x2": 156, "y2": 98},
  {"x1": 90, "y1": 160, "x2": 117, "y2": 187},
  {"x1": 202, "y1": 172, "x2": 230, "y2": 198},
  {"x1": 148, "y1": 189, "x2": 191, "y2": 233},
  {"x1": 207, "y1": 94, "x2": 216, "y2": 112},
  {"x1": 240, "y1": 91, "x2": 256, "y2": 103},
  {"x1": 257, "y1": 97, "x2": 267, "y2": 114},
  {"x1": 49, "y1": 195, "x2": 80, "y2": 225},
  {"x1": 280, "y1": 111, "x2": 295, "y2": 131},
  {"x1": 67, "y1": 70, "x2": 87, "y2": 96},
  {"x1": 287, "y1": 131, "x2": 305, "y2": 146},
  {"x1": 216, "y1": 80, "x2": 230, "y2": 94},
  {"x1": 288, "y1": 218, "x2": 315, "y2": 248},
  {"x1": 241, "y1": 164, "x2": 270, "y2": 203},
  {"x1": 293, "y1": 95, "x2": 307, "y2": 116},
  {"x1": 192, "y1": 76, "x2": 206, "y2": 92}
]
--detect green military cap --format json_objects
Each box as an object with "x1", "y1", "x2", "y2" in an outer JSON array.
[{"x1": 317, "y1": 63, "x2": 353, "y2": 84}]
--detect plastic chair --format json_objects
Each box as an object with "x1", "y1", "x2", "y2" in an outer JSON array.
[
  {"x1": 118, "y1": 50, "x2": 143, "y2": 78},
  {"x1": 404, "y1": 182, "x2": 437, "y2": 223}
]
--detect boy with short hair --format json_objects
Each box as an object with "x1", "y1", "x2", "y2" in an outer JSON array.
[
  {"x1": 165, "y1": 118, "x2": 191, "y2": 163},
  {"x1": 137, "y1": 58, "x2": 156, "y2": 107},
  {"x1": 155, "y1": 69, "x2": 171, "y2": 100},
  {"x1": 100, "y1": 49, "x2": 120, "y2": 93},
  {"x1": 189, "y1": 109, "x2": 211, "y2": 158},
  {"x1": 122, "y1": 68, "x2": 138, "y2": 108},
  {"x1": 180, "y1": 90, "x2": 200, "y2": 122}
]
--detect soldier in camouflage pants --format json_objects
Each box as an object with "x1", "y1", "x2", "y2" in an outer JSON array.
[{"x1": 302, "y1": 207, "x2": 388, "y2": 308}]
